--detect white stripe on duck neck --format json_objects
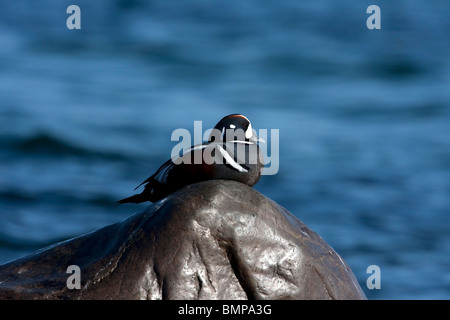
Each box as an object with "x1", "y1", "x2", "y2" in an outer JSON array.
[{"x1": 217, "y1": 145, "x2": 248, "y2": 172}]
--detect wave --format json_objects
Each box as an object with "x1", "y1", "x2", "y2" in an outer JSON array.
[
  {"x1": 0, "y1": 132, "x2": 128, "y2": 161},
  {"x1": 0, "y1": 189, "x2": 121, "y2": 208}
]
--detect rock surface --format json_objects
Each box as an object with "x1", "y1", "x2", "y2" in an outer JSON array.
[{"x1": 0, "y1": 180, "x2": 366, "y2": 300}]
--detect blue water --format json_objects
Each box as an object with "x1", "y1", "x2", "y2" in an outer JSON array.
[{"x1": 1, "y1": 0, "x2": 449, "y2": 300}]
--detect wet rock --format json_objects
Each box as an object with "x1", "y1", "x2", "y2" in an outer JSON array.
[{"x1": 0, "y1": 180, "x2": 366, "y2": 300}]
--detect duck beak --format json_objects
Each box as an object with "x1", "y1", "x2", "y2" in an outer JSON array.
[
  {"x1": 255, "y1": 137, "x2": 266, "y2": 144},
  {"x1": 250, "y1": 130, "x2": 265, "y2": 144}
]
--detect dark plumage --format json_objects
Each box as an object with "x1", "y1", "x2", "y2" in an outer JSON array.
[{"x1": 116, "y1": 114, "x2": 264, "y2": 204}]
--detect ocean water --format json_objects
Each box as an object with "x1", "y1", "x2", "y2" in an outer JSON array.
[{"x1": 0, "y1": 0, "x2": 449, "y2": 300}]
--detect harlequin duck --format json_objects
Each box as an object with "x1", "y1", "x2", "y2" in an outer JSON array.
[{"x1": 116, "y1": 114, "x2": 264, "y2": 204}]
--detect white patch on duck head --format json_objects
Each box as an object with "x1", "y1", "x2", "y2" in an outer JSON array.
[{"x1": 245, "y1": 122, "x2": 253, "y2": 139}]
